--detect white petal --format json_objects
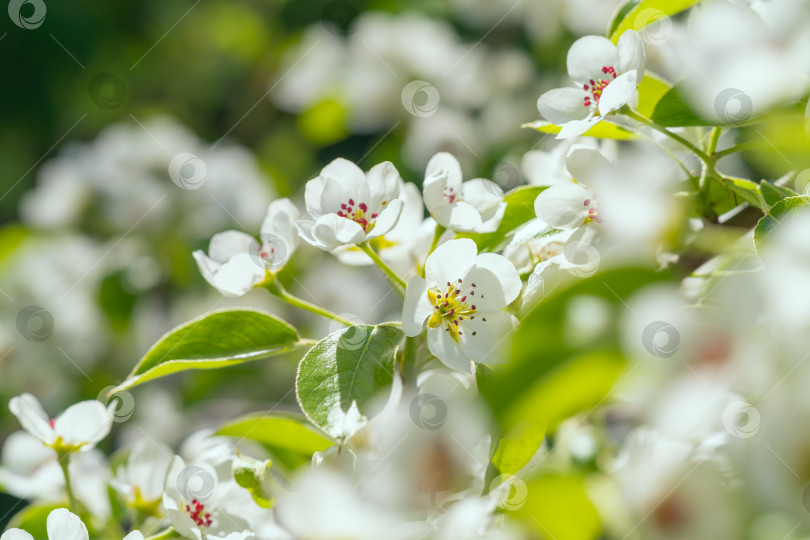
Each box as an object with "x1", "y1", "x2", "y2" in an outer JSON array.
[
  {"x1": 477, "y1": 201, "x2": 507, "y2": 234},
  {"x1": 567, "y1": 35, "x2": 618, "y2": 85},
  {"x1": 261, "y1": 198, "x2": 300, "y2": 247},
  {"x1": 365, "y1": 161, "x2": 401, "y2": 210},
  {"x1": 192, "y1": 250, "x2": 220, "y2": 288},
  {"x1": 295, "y1": 219, "x2": 321, "y2": 249},
  {"x1": 534, "y1": 183, "x2": 592, "y2": 229},
  {"x1": 427, "y1": 327, "x2": 472, "y2": 373},
  {"x1": 311, "y1": 214, "x2": 366, "y2": 251},
  {"x1": 365, "y1": 199, "x2": 404, "y2": 239},
  {"x1": 445, "y1": 202, "x2": 484, "y2": 232},
  {"x1": 537, "y1": 88, "x2": 591, "y2": 125},
  {"x1": 210, "y1": 252, "x2": 266, "y2": 297},
  {"x1": 9, "y1": 394, "x2": 56, "y2": 445},
  {"x1": 208, "y1": 231, "x2": 254, "y2": 264},
  {"x1": 166, "y1": 509, "x2": 202, "y2": 540},
  {"x1": 46, "y1": 509, "x2": 88, "y2": 540},
  {"x1": 425, "y1": 238, "x2": 478, "y2": 287},
  {"x1": 557, "y1": 115, "x2": 602, "y2": 139},
  {"x1": 464, "y1": 253, "x2": 521, "y2": 307},
  {"x1": 462, "y1": 179, "x2": 503, "y2": 211},
  {"x1": 403, "y1": 276, "x2": 433, "y2": 337},
  {"x1": 425, "y1": 153, "x2": 463, "y2": 191},
  {"x1": 320, "y1": 158, "x2": 366, "y2": 198},
  {"x1": 54, "y1": 401, "x2": 112, "y2": 448},
  {"x1": 565, "y1": 145, "x2": 612, "y2": 184},
  {"x1": 304, "y1": 176, "x2": 327, "y2": 218},
  {"x1": 598, "y1": 70, "x2": 638, "y2": 115},
  {"x1": 458, "y1": 311, "x2": 516, "y2": 365},
  {"x1": 617, "y1": 30, "x2": 646, "y2": 76},
  {"x1": 123, "y1": 532, "x2": 145, "y2": 540},
  {"x1": 0, "y1": 530, "x2": 34, "y2": 540}
]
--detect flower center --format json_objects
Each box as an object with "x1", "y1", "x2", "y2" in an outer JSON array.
[
  {"x1": 583, "y1": 198, "x2": 602, "y2": 224},
  {"x1": 185, "y1": 499, "x2": 213, "y2": 528},
  {"x1": 443, "y1": 186, "x2": 460, "y2": 204},
  {"x1": 426, "y1": 279, "x2": 483, "y2": 343},
  {"x1": 583, "y1": 66, "x2": 618, "y2": 107},
  {"x1": 336, "y1": 198, "x2": 381, "y2": 233}
]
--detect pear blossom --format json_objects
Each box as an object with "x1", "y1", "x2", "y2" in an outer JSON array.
[
  {"x1": 9, "y1": 394, "x2": 112, "y2": 453},
  {"x1": 0, "y1": 508, "x2": 143, "y2": 540},
  {"x1": 403, "y1": 239, "x2": 520, "y2": 372},
  {"x1": 112, "y1": 439, "x2": 173, "y2": 514},
  {"x1": 423, "y1": 153, "x2": 506, "y2": 233},
  {"x1": 536, "y1": 30, "x2": 645, "y2": 138},
  {"x1": 193, "y1": 198, "x2": 300, "y2": 297},
  {"x1": 296, "y1": 158, "x2": 405, "y2": 251},
  {"x1": 163, "y1": 456, "x2": 253, "y2": 540}
]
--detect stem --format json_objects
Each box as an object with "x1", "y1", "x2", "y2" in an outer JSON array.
[
  {"x1": 622, "y1": 108, "x2": 712, "y2": 164},
  {"x1": 713, "y1": 141, "x2": 761, "y2": 159},
  {"x1": 264, "y1": 280, "x2": 354, "y2": 326},
  {"x1": 358, "y1": 243, "x2": 407, "y2": 298},
  {"x1": 58, "y1": 455, "x2": 78, "y2": 512},
  {"x1": 706, "y1": 126, "x2": 722, "y2": 157}
]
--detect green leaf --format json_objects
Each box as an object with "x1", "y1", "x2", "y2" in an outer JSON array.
[
  {"x1": 636, "y1": 71, "x2": 672, "y2": 118},
  {"x1": 217, "y1": 412, "x2": 334, "y2": 462},
  {"x1": 754, "y1": 196, "x2": 810, "y2": 254},
  {"x1": 723, "y1": 176, "x2": 765, "y2": 210},
  {"x1": 458, "y1": 186, "x2": 547, "y2": 252},
  {"x1": 523, "y1": 120, "x2": 636, "y2": 140},
  {"x1": 232, "y1": 454, "x2": 278, "y2": 508},
  {"x1": 760, "y1": 181, "x2": 798, "y2": 208},
  {"x1": 609, "y1": 0, "x2": 701, "y2": 43},
  {"x1": 510, "y1": 473, "x2": 601, "y2": 540},
  {"x1": 7, "y1": 502, "x2": 62, "y2": 540},
  {"x1": 296, "y1": 323, "x2": 404, "y2": 440},
  {"x1": 480, "y1": 268, "x2": 669, "y2": 436},
  {"x1": 485, "y1": 419, "x2": 547, "y2": 490},
  {"x1": 650, "y1": 85, "x2": 712, "y2": 127},
  {"x1": 111, "y1": 309, "x2": 307, "y2": 393}
]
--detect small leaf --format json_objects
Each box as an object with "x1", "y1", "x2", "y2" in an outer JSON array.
[
  {"x1": 111, "y1": 309, "x2": 306, "y2": 393},
  {"x1": 636, "y1": 71, "x2": 672, "y2": 118},
  {"x1": 485, "y1": 419, "x2": 547, "y2": 490},
  {"x1": 510, "y1": 473, "x2": 601, "y2": 540},
  {"x1": 523, "y1": 120, "x2": 636, "y2": 140},
  {"x1": 754, "y1": 196, "x2": 810, "y2": 254},
  {"x1": 760, "y1": 181, "x2": 798, "y2": 208},
  {"x1": 458, "y1": 186, "x2": 547, "y2": 252},
  {"x1": 217, "y1": 412, "x2": 334, "y2": 461},
  {"x1": 650, "y1": 85, "x2": 712, "y2": 127},
  {"x1": 296, "y1": 323, "x2": 404, "y2": 440},
  {"x1": 723, "y1": 176, "x2": 765, "y2": 210},
  {"x1": 7, "y1": 502, "x2": 62, "y2": 539},
  {"x1": 609, "y1": 0, "x2": 701, "y2": 43}
]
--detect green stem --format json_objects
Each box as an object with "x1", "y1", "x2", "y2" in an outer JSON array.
[
  {"x1": 713, "y1": 141, "x2": 760, "y2": 159},
  {"x1": 706, "y1": 126, "x2": 722, "y2": 156},
  {"x1": 358, "y1": 243, "x2": 407, "y2": 298},
  {"x1": 264, "y1": 280, "x2": 354, "y2": 326},
  {"x1": 622, "y1": 108, "x2": 712, "y2": 164},
  {"x1": 58, "y1": 455, "x2": 78, "y2": 512}
]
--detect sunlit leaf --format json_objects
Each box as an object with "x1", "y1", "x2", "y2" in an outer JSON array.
[
  {"x1": 296, "y1": 323, "x2": 404, "y2": 440},
  {"x1": 609, "y1": 0, "x2": 701, "y2": 43},
  {"x1": 636, "y1": 71, "x2": 672, "y2": 118},
  {"x1": 458, "y1": 186, "x2": 547, "y2": 253},
  {"x1": 511, "y1": 473, "x2": 601, "y2": 540},
  {"x1": 217, "y1": 412, "x2": 334, "y2": 461},
  {"x1": 110, "y1": 309, "x2": 307, "y2": 393},
  {"x1": 7, "y1": 502, "x2": 62, "y2": 539},
  {"x1": 754, "y1": 196, "x2": 810, "y2": 254},
  {"x1": 523, "y1": 120, "x2": 636, "y2": 140}
]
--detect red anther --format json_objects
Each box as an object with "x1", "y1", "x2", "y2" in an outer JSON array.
[
  {"x1": 371, "y1": 213, "x2": 378, "y2": 218},
  {"x1": 341, "y1": 204, "x2": 347, "y2": 209},
  {"x1": 584, "y1": 199, "x2": 591, "y2": 206},
  {"x1": 583, "y1": 84, "x2": 589, "y2": 90},
  {"x1": 472, "y1": 283, "x2": 476, "y2": 287},
  {"x1": 359, "y1": 203, "x2": 368, "y2": 212},
  {"x1": 461, "y1": 296, "x2": 466, "y2": 302},
  {"x1": 348, "y1": 198, "x2": 354, "y2": 205},
  {"x1": 471, "y1": 305, "x2": 476, "y2": 310}
]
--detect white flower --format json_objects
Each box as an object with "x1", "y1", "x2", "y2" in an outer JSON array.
[
  {"x1": 0, "y1": 508, "x2": 143, "y2": 540},
  {"x1": 402, "y1": 239, "x2": 520, "y2": 372},
  {"x1": 536, "y1": 30, "x2": 645, "y2": 139},
  {"x1": 0, "y1": 431, "x2": 62, "y2": 501},
  {"x1": 423, "y1": 153, "x2": 506, "y2": 233},
  {"x1": 296, "y1": 158, "x2": 404, "y2": 251},
  {"x1": 9, "y1": 394, "x2": 112, "y2": 453},
  {"x1": 112, "y1": 439, "x2": 173, "y2": 513},
  {"x1": 193, "y1": 199, "x2": 299, "y2": 297},
  {"x1": 163, "y1": 456, "x2": 252, "y2": 540},
  {"x1": 502, "y1": 220, "x2": 573, "y2": 274}
]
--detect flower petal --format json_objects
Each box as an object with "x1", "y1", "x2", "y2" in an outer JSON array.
[
  {"x1": 617, "y1": 30, "x2": 646, "y2": 76},
  {"x1": 261, "y1": 199, "x2": 300, "y2": 246},
  {"x1": 365, "y1": 198, "x2": 404, "y2": 239},
  {"x1": 0, "y1": 529, "x2": 34, "y2": 540},
  {"x1": 425, "y1": 238, "x2": 478, "y2": 287},
  {"x1": 557, "y1": 115, "x2": 602, "y2": 139},
  {"x1": 402, "y1": 276, "x2": 433, "y2": 336},
  {"x1": 9, "y1": 394, "x2": 55, "y2": 445},
  {"x1": 567, "y1": 35, "x2": 618, "y2": 85},
  {"x1": 565, "y1": 145, "x2": 612, "y2": 185},
  {"x1": 464, "y1": 253, "x2": 522, "y2": 307},
  {"x1": 123, "y1": 532, "x2": 145, "y2": 540},
  {"x1": 311, "y1": 214, "x2": 366, "y2": 251},
  {"x1": 534, "y1": 183, "x2": 592, "y2": 229},
  {"x1": 209, "y1": 253, "x2": 265, "y2": 297},
  {"x1": 427, "y1": 327, "x2": 472, "y2": 373},
  {"x1": 537, "y1": 88, "x2": 591, "y2": 125},
  {"x1": 423, "y1": 153, "x2": 463, "y2": 215},
  {"x1": 304, "y1": 176, "x2": 327, "y2": 218},
  {"x1": 459, "y1": 310, "x2": 517, "y2": 365},
  {"x1": 46, "y1": 509, "x2": 88, "y2": 540},
  {"x1": 365, "y1": 161, "x2": 401, "y2": 211},
  {"x1": 208, "y1": 230, "x2": 254, "y2": 264},
  {"x1": 445, "y1": 201, "x2": 484, "y2": 232},
  {"x1": 319, "y1": 158, "x2": 366, "y2": 198},
  {"x1": 598, "y1": 70, "x2": 638, "y2": 115},
  {"x1": 54, "y1": 400, "x2": 112, "y2": 448}
]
